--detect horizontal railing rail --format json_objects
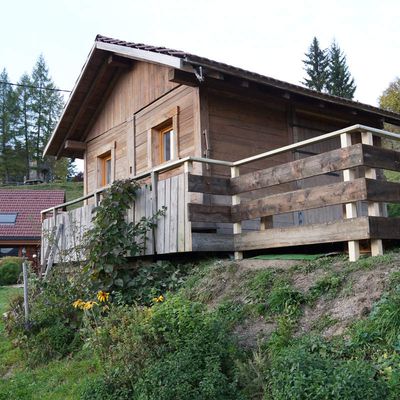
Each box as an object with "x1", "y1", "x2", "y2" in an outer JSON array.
[{"x1": 41, "y1": 124, "x2": 400, "y2": 215}]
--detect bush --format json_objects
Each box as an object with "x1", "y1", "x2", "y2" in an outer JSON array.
[
  {"x1": 83, "y1": 295, "x2": 243, "y2": 400},
  {"x1": 0, "y1": 257, "x2": 22, "y2": 285},
  {"x1": 6, "y1": 269, "x2": 91, "y2": 365},
  {"x1": 267, "y1": 346, "x2": 388, "y2": 400}
]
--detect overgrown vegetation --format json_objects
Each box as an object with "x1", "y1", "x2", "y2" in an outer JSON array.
[
  {"x1": 3, "y1": 181, "x2": 400, "y2": 399},
  {"x1": 0, "y1": 257, "x2": 22, "y2": 285}
]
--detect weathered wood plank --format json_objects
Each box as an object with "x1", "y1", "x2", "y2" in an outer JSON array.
[
  {"x1": 184, "y1": 162, "x2": 193, "y2": 252},
  {"x1": 164, "y1": 178, "x2": 171, "y2": 252},
  {"x1": 188, "y1": 174, "x2": 231, "y2": 195},
  {"x1": 188, "y1": 203, "x2": 232, "y2": 223},
  {"x1": 369, "y1": 217, "x2": 400, "y2": 239},
  {"x1": 232, "y1": 179, "x2": 368, "y2": 222},
  {"x1": 170, "y1": 176, "x2": 178, "y2": 253},
  {"x1": 192, "y1": 233, "x2": 234, "y2": 252},
  {"x1": 178, "y1": 173, "x2": 186, "y2": 252},
  {"x1": 156, "y1": 179, "x2": 165, "y2": 254},
  {"x1": 145, "y1": 185, "x2": 153, "y2": 255},
  {"x1": 235, "y1": 217, "x2": 371, "y2": 251},
  {"x1": 231, "y1": 144, "x2": 364, "y2": 194},
  {"x1": 363, "y1": 144, "x2": 400, "y2": 172},
  {"x1": 366, "y1": 179, "x2": 400, "y2": 203}
]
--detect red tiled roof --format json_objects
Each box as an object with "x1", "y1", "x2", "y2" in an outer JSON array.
[{"x1": 0, "y1": 190, "x2": 65, "y2": 240}]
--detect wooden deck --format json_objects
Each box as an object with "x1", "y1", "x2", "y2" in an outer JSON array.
[{"x1": 41, "y1": 124, "x2": 400, "y2": 265}]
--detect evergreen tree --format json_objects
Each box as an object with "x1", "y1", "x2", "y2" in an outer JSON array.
[
  {"x1": 302, "y1": 37, "x2": 329, "y2": 92},
  {"x1": 15, "y1": 73, "x2": 34, "y2": 179},
  {"x1": 326, "y1": 41, "x2": 356, "y2": 99},
  {"x1": 30, "y1": 55, "x2": 64, "y2": 179}
]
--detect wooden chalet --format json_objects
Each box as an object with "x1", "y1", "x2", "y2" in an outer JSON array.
[{"x1": 42, "y1": 34, "x2": 400, "y2": 265}]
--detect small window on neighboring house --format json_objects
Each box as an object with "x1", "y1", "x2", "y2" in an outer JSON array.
[
  {"x1": 0, "y1": 213, "x2": 17, "y2": 224},
  {"x1": 160, "y1": 125, "x2": 174, "y2": 163},
  {"x1": 100, "y1": 152, "x2": 112, "y2": 187}
]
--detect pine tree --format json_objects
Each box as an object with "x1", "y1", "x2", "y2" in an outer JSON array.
[
  {"x1": 30, "y1": 55, "x2": 64, "y2": 179},
  {"x1": 0, "y1": 69, "x2": 20, "y2": 182},
  {"x1": 326, "y1": 41, "x2": 356, "y2": 99},
  {"x1": 302, "y1": 37, "x2": 329, "y2": 92},
  {"x1": 15, "y1": 73, "x2": 34, "y2": 179}
]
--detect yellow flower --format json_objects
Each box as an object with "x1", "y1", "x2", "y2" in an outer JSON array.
[
  {"x1": 383, "y1": 352, "x2": 388, "y2": 359},
  {"x1": 97, "y1": 291, "x2": 110, "y2": 303},
  {"x1": 152, "y1": 295, "x2": 165, "y2": 303},
  {"x1": 72, "y1": 299, "x2": 85, "y2": 309},
  {"x1": 83, "y1": 301, "x2": 98, "y2": 310}
]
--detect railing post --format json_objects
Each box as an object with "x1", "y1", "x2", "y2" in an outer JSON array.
[
  {"x1": 184, "y1": 161, "x2": 193, "y2": 252},
  {"x1": 340, "y1": 132, "x2": 360, "y2": 262},
  {"x1": 231, "y1": 165, "x2": 243, "y2": 260},
  {"x1": 361, "y1": 131, "x2": 384, "y2": 256}
]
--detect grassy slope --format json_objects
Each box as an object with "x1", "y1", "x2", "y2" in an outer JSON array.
[
  {"x1": 1, "y1": 252, "x2": 400, "y2": 398},
  {"x1": 0, "y1": 286, "x2": 99, "y2": 400}
]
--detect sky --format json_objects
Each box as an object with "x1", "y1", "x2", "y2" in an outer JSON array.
[{"x1": 1, "y1": 0, "x2": 400, "y2": 107}]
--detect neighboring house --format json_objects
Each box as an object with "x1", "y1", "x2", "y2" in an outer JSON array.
[
  {"x1": 0, "y1": 190, "x2": 65, "y2": 262},
  {"x1": 41, "y1": 35, "x2": 400, "y2": 262}
]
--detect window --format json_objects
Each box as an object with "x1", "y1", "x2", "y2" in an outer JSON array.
[
  {"x1": 0, "y1": 247, "x2": 18, "y2": 257},
  {"x1": 100, "y1": 152, "x2": 112, "y2": 186},
  {"x1": 0, "y1": 213, "x2": 17, "y2": 225},
  {"x1": 160, "y1": 125, "x2": 174, "y2": 163}
]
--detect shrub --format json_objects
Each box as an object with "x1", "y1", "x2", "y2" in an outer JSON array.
[
  {"x1": 121, "y1": 261, "x2": 193, "y2": 305},
  {"x1": 267, "y1": 281, "x2": 304, "y2": 315},
  {"x1": 267, "y1": 346, "x2": 388, "y2": 400},
  {"x1": 6, "y1": 269, "x2": 91, "y2": 365},
  {"x1": 83, "y1": 295, "x2": 243, "y2": 400},
  {"x1": 0, "y1": 257, "x2": 22, "y2": 285}
]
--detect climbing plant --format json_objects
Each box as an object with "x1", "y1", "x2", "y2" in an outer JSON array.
[{"x1": 85, "y1": 179, "x2": 165, "y2": 292}]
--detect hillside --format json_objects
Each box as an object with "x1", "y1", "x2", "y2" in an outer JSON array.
[{"x1": 1, "y1": 252, "x2": 400, "y2": 399}]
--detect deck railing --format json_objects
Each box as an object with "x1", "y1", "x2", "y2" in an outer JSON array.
[{"x1": 41, "y1": 124, "x2": 400, "y2": 264}]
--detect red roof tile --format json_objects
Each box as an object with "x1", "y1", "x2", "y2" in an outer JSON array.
[{"x1": 0, "y1": 190, "x2": 65, "y2": 240}]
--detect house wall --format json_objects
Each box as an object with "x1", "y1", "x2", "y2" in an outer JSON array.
[{"x1": 84, "y1": 62, "x2": 199, "y2": 195}]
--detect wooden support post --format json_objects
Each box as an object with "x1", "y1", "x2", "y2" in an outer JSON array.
[
  {"x1": 231, "y1": 166, "x2": 243, "y2": 260},
  {"x1": 362, "y1": 131, "x2": 384, "y2": 256},
  {"x1": 151, "y1": 171, "x2": 158, "y2": 254},
  {"x1": 340, "y1": 133, "x2": 360, "y2": 262},
  {"x1": 95, "y1": 191, "x2": 100, "y2": 207},
  {"x1": 184, "y1": 161, "x2": 193, "y2": 252},
  {"x1": 52, "y1": 207, "x2": 57, "y2": 225},
  {"x1": 22, "y1": 248, "x2": 29, "y2": 324}
]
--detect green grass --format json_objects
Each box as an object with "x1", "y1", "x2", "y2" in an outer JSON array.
[{"x1": 0, "y1": 286, "x2": 100, "y2": 400}]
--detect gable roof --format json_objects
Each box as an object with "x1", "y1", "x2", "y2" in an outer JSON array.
[
  {"x1": 44, "y1": 34, "x2": 400, "y2": 158},
  {"x1": 0, "y1": 190, "x2": 65, "y2": 241}
]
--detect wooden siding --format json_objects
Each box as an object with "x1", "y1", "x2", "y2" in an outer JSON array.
[
  {"x1": 86, "y1": 62, "x2": 178, "y2": 141},
  {"x1": 134, "y1": 86, "x2": 197, "y2": 175}
]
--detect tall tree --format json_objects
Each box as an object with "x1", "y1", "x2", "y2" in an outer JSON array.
[
  {"x1": 0, "y1": 69, "x2": 20, "y2": 182},
  {"x1": 30, "y1": 55, "x2": 64, "y2": 178},
  {"x1": 326, "y1": 41, "x2": 356, "y2": 99},
  {"x1": 15, "y1": 73, "x2": 34, "y2": 179},
  {"x1": 302, "y1": 37, "x2": 329, "y2": 92}
]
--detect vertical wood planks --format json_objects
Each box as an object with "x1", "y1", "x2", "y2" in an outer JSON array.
[
  {"x1": 170, "y1": 176, "x2": 179, "y2": 253},
  {"x1": 340, "y1": 132, "x2": 360, "y2": 261},
  {"x1": 231, "y1": 166, "x2": 243, "y2": 260},
  {"x1": 157, "y1": 179, "x2": 166, "y2": 254},
  {"x1": 362, "y1": 131, "x2": 384, "y2": 256},
  {"x1": 178, "y1": 173, "x2": 186, "y2": 252},
  {"x1": 184, "y1": 161, "x2": 193, "y2": 252},
  {"x1": 164, "y1": 178, "x2": 171, "y2": 252}
]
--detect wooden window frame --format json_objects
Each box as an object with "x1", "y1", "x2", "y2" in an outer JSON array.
[
  {"x1": 100, "y1": 152, "x2": 112, "y2": 187},
  {"x1": 147, "y1": 107, "x2": 179, "y2": 169},
  {"x1": 159, "y1": 124, "x2": 174, "y2": 163},
  {"x1": 96, "y1": 141, "x2": 116, "y2": 188}
]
